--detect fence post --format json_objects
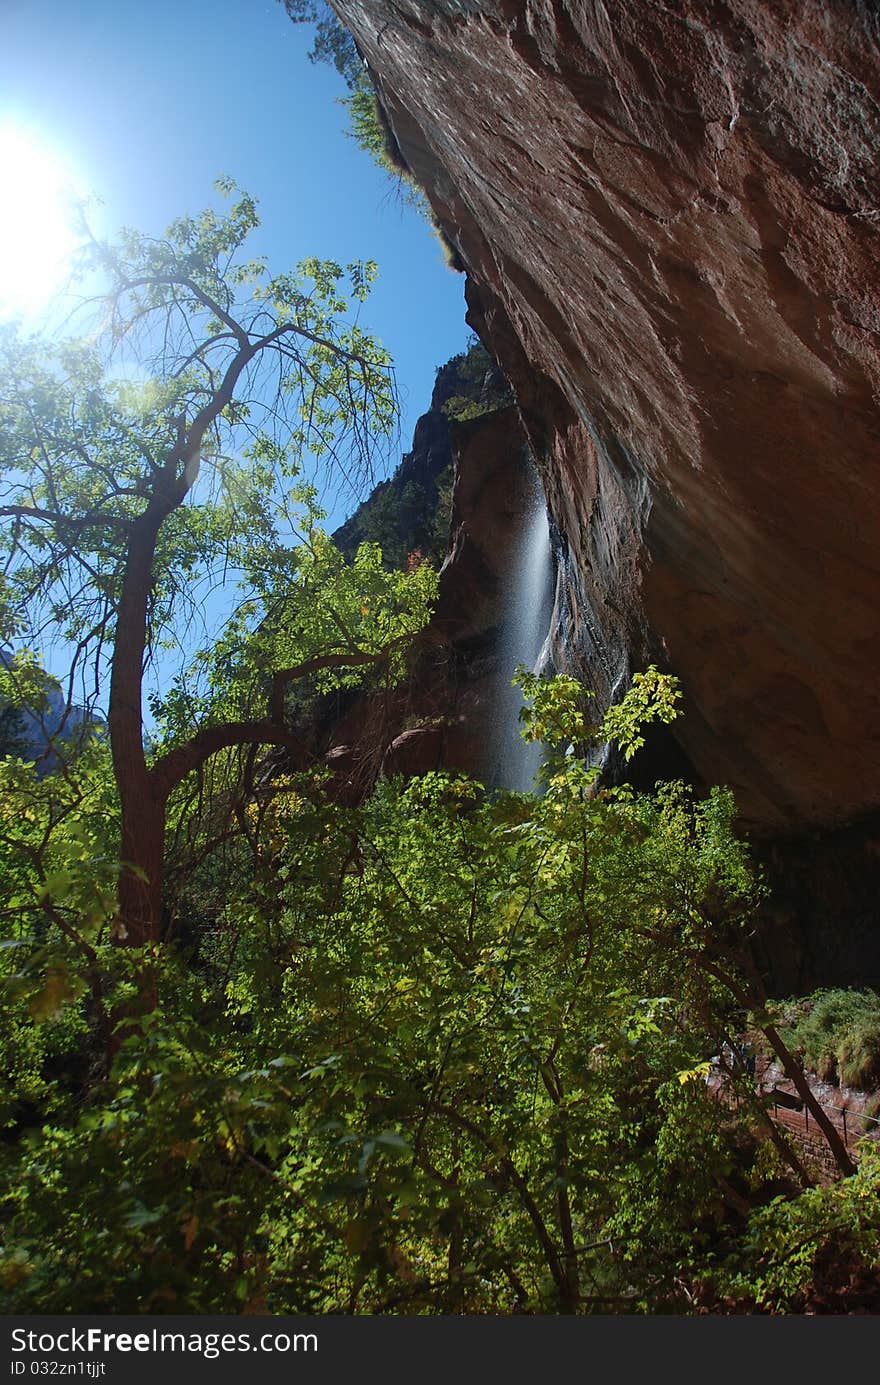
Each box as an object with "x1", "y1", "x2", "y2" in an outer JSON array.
[{"x1": 843, "y1": 1108, "x2": 848, "y2": 1145}]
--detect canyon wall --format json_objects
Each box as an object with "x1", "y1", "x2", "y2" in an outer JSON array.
[
  {"x1": 333, "y1": 0, "x2": 880, "y2": 835},
  {"x1": 320, "y1": 350, "x2": 544, "y2": 794}
]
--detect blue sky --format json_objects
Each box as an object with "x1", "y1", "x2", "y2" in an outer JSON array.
[{"x1": 1, "y1": 0, "x2": 468, "y2": 521}]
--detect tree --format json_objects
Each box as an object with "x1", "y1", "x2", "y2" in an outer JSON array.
[
  {"x1": 0, "y1": 184, "x2": 435, "y2": 946},
  {"x1": 278, "y1": 1, "x2": 363, "y2": 87}
]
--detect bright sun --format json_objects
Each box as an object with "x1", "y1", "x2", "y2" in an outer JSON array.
[{"x1": 0, "y1": 123, "x2": 83, "y2": 321}]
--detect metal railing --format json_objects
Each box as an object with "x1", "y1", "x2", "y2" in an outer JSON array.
[
  {"x1": 710, "y1": 1059, "x2": 880, "y2": 1149},
  {"x1": 774, "y1": 1094, "x2": 880, "y2": 1148}
]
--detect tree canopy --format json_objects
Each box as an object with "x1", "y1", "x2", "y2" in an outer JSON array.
[{"x1": 0, "y1": 183, "x2": 436, "y2": 944}]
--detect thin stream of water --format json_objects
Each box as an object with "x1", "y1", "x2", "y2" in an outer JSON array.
[{"x1": 490, "y1": 471, "x2": 555, "y2": 792}]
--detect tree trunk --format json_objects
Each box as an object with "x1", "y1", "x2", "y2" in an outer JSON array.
[
  {"x1": 761, "y1": 1021, "x2": 856, "y2": 1177},
  {"x1": 115, "y1": 783, "x2": 167, "y2": 945},
  {"x1": 696, "y1": 950, "x2": 857, "y2": 1178},
  {"x1": 109, "y1": 509, "x2": 167, "y2": 945},
  {"x1": 110, "y1": 773, "x2": 166, "y2": 1049}
]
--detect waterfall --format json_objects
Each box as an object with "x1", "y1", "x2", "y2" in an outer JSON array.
[{"x1": 489, "y1": 467, "x2": 555, "y2": 792}]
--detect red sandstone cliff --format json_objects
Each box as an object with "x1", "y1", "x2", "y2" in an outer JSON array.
[{"x1": 333, "y1": 0, "x2": 880, "y2": 832}]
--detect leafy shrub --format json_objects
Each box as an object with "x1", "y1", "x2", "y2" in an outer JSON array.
[
  {"x1": 860, "y1": 1093, "x2": 880, "y2": 1136},
  {"x1": 0, "y1": 668, "x2": 783, "y2": 1313},
  {"x1": 339, "y1": 73, "x2": 429, "y2": 216},
  {"x1": 709, "y1": 1143, "x2": 880, "y2": 1313},
  {"x1": 1, "y1": 666, "x2": 868, "y2": 1312},
  {"x1": 776, "y1": 988, "x2": 880, "y2": 1089},
  {"x1": 838, "y1": 1022, "x2": 880, "y2": 1090},
  {"x1": 440, "y1": 394, "x2": 487, "y2": 423}
]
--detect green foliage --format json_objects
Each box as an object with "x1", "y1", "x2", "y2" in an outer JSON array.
[
  {"x1": 0, "y1": 655, "x2": 31, "y2": 761},
  {"x1": 707, "y1": 1143, "x2": 880, "y2": 1312},
  {"x1": 437, "y1": 338, "x2": 512, "y2": 422},
  {"x1": 0, "y1": 699, "x2": 26, "y2": 760},
  {"x1": 517, "y1": 664, "x2": 682, "y2": 766},
  {"x1": 861, "y1": 1093, "x2": 880, "y2": 1134},
  {"x1": 161, "y1": 521, "x2": 439, "y2": 744},
  {"x1": 339, "y1": 73, "x2": 429, "y2": 217},
  {"x1": 600, "y1": 666, "x2": 683, "y2": 761},
  {"x1": 0, "y1": 171, "x2": 869, "y2": 1309},
  {"x1": 428, "y1": 463, "x2": 455, "y2": 561},
  {"x1": 335, "y1": 465, "x2": 456, "y2": 572},
  {"x1": 517, "y1": 671, "x2": 593, "y2": 750},
  {"x1": 0, "y1": 179, "x2": 426, "y2": 958},
  {"x1": 279, "y1": 1, "x2": 433, "y2": 219},
  {"x1": 771, "y1": 988, "x2": 880, "y2": 1090},
  {"x1": 0, "y1": 733, "x2": 119, "y2": 1140},
  {"x1": 2, "y1": 665, "x2": 826, "y2": 1314},
  {"x1": 0, "y1": 651, "x2": 59, "y2": 728},
  {"x1": 440, "y1": 397, "x2": 489, "y2": 424}
]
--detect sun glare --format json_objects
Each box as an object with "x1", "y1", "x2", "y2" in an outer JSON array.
[{"x1": 0, "y1": 123, "x2": 84, "y2": 321}]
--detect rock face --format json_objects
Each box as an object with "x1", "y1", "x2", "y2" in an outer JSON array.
[
  {"x1": 334, "y1": 404, "x2": 452, "y2": 569},
  {"x1": 320, "y1": 376, "x2": 548, "y2": 795},
  {"x1": 333, "y1": 0, "x2": 880, "y2": 834}
]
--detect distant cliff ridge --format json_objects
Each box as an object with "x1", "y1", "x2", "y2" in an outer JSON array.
[
  {"x1": 333, "y1": 0, "x2": 880, "y2": 835},
  {"x1": 322, "y1": 339, "x2": 543, "y2": 792},
  {"x1": 0, "y1": 650, "x2": 96, "y2": 771},
  {"x1": 333, "y1": 339, "x2": 511, "y2": 567}
]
